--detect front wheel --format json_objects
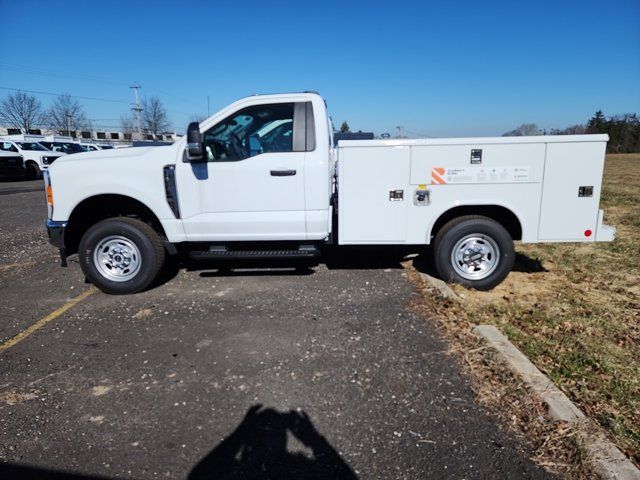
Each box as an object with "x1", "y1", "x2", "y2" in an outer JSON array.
[
  {"x1": 433, "y1": 215, "x2": 514, "y2": 290},
  {"x1": 79, "y1": 217, "x2": 166, "y2": 294},
  {"x1": 25, "y1": 162, "x2": 41, "y2": 180}
]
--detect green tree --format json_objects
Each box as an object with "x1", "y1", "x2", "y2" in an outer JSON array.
[
  {"x1": 587, "y1": 110, "x2": 606, "y2": 133},
  {"x1": 339, "y1": 121, "x2": 350, "y2": 133}
]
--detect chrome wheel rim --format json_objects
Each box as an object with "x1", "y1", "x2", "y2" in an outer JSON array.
[
  {"x1": 450, "y1": 234, "x2": 500, "y2": 280},
  {"x1": 93, "y1": 235, "x2": 142, "y2": 282}
]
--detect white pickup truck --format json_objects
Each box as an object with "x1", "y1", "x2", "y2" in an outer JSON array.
[
  {"x1": 1, "y1": 137, "x2": 66, "y2": 180},
  {"x1": 44, "y1": 92, "x2": 615, "y2": 294}
]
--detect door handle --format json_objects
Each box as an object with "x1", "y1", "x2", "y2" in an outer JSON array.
[{"x1": 270, "y1": 169, "x2": 297, "y2": 176}]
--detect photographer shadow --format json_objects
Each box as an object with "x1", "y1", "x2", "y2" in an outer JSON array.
[{"x1": 188, "y1": 405, "x2": 358, "y2": 480}]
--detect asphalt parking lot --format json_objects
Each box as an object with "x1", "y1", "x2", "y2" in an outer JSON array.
[{"x1": 0, "y1": 180, "x2": 555, "y2": 479}]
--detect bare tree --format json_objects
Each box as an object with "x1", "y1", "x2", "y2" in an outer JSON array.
[
  {"x1": 502, "y1": 123, "x2": 541, "y2": 137},
  {"x1": 548, "y1": 124, "x2": 587, "y2": 135},
  {"x1": 0, "y1": 91, "x2": 46, "y2": 132},
  {"x1": 48, "y1": 94, "x2": 88, "y2": 133},
  {"x1": 119, "y1": 115, "x2": 135, "y2": 135},
  {"x1": 141, "y1": 96, "x2": 170, "y2": 135}
]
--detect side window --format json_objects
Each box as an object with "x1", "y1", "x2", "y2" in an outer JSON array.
[
  {"x1": 202, "y1": 103, "x2": 294, "y2": 162},
  {"x1": 1, "y1": 142, "x2": 18, "y2": 153}
]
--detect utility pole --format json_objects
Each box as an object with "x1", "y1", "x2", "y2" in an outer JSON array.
[
  {"x1": 66, "y1": 113, "x2": 72, "y2": 137},
  {"x1": 130, "y1": 83, "x2": 143, "y2": 135}
]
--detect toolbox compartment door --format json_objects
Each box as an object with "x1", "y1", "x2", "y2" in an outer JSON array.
[
  {"x1": 538, "y1": 141, "x2": 607, "y2": 241},
  {"x1": 338, "y1": 146, "x2": 410, "y2": 244}
]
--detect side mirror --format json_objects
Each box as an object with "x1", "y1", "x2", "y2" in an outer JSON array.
[{"x1": 185, "y1": 122, "x2": 204, "y2": 162}]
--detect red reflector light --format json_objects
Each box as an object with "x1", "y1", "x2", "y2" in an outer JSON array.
[{"x1": 584, "y1": 229, "x2": 592, "y2": 237}]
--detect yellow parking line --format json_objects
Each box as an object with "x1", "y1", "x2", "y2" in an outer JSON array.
[{"x1": 0, "y1": 288, "x2": 96, "y2": 353}]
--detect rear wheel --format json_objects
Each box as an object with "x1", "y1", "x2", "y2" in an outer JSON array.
[
  {"x1": 433, "y1": 215, "x2": 514, "y2": 290},
  {"x1": 79, "y1": 217, "x2": 166, "y2": 294}
]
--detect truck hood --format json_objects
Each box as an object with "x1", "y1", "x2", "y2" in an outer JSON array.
[{"x1": 53, "y1": 146, "x2": 166, "y2": 163}]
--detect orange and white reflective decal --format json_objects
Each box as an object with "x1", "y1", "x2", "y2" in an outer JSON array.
[{"x1": 430, "y1": 167, "x2": 446, "y2": 185}]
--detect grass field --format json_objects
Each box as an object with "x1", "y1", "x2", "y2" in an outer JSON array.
[{"x1": 440, "y1": 154, "x2": 639, "y2": 464}]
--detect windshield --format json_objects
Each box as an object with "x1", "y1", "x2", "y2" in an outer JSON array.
[
  {"x1": 42, "y1": 142, "x2": 85, "y2": 153},
  {"x1": 60, "y1": 143, "x2": 86, "y2": 153},
  {"x1": 17, "y1": 142, "x2": 49, "y2": 151}
]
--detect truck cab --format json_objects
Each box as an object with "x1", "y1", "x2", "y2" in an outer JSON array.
[
  {"x1": 178, "y1": 93, "x2": 331, "y2": 242},
  {"x1": 44, "y1": 92, "x2": 614, "y2": 294}
]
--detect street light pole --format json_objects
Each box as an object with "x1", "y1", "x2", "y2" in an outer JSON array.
[
  {"x1": 67, "y1": 113, "x2": 72, "y2": 137},
  {"x1": 130, "y1": 83, "x2": 142, "y2": 136}
]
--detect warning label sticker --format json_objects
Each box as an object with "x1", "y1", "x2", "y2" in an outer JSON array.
[{"x1": 430, "y1": 166, "x2": 530, "y2": 185}]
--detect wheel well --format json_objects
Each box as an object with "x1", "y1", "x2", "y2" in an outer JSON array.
[
  {"x1": 65, "y1": 194, "x2": 166, "y2": 255},
  {"x1": 430, "y1": 205, "x2": 522, "y2": 241}
]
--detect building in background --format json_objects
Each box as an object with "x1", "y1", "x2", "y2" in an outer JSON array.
[{"x1": 0, "y1": 126, "x2": 180, "y2": 145}]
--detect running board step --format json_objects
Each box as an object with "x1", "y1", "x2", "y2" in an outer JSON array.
[{"x1": 189, "y1": 246, "x2": 320, "y2": 260}]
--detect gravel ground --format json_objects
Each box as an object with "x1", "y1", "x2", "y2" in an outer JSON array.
[{"x1": 0, "y1": 183, "x2": 555, "y2": 479}]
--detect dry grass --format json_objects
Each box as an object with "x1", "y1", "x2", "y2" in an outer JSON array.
[{"x1": 417, "y1": 154, "x2": 639, "y2": 467}]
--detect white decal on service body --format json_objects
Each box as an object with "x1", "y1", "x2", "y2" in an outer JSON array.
[{"x1": 431, "y1": 166, "x2": 530, "y2": 185}]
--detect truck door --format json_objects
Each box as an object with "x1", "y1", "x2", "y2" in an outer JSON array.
[
  {"x1": 538, "y1": 141, "x2": 607, "y2": 241},
  {"x1": 176, "y1": 102, "x2": 311, "y2": 241}
]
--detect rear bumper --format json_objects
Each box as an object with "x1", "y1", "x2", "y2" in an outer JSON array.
[
  {"x1": 595, "y1": 209, "x2": 616, "y2": 242},
  {"x1": 46, "y1": 220, "x2": 67, "y2": 249}
]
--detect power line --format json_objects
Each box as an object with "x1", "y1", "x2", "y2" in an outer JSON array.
[
  {"x1": 3, "y1": 62, "x2": 202, "y2": 109},
  {"x1": 2, "y1": 63, "x2": 129, "y2": 88},
  {"x1": 0, "y1": 86, "x2": 129, "y2": 104}
]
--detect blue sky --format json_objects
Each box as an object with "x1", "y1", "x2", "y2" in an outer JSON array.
[{"x1": 1, "y1": 0, "x2": 638, "y2": 136}]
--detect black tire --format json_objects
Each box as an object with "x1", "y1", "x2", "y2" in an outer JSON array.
[
  {"x1": 25, "y1": 162, "x2": 40, "y2": 181},
  {"x1": 433, "y1": 215, "x2": 514, "y2": 291},
  {"x1": 79, "y1": 217, "x2": 166, "y2": 294}
]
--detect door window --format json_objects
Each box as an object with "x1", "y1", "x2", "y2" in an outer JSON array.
[{"x1": 202, "y1": 103, "x2": 294, "y2": 161}]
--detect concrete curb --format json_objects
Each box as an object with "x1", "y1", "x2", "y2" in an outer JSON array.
[
  {"x1": 473, "y1": 325, "x2": 640, "y2": 480},
  {"x1": 419, "y1": 272, "x2": 458, "y2": 300}
]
